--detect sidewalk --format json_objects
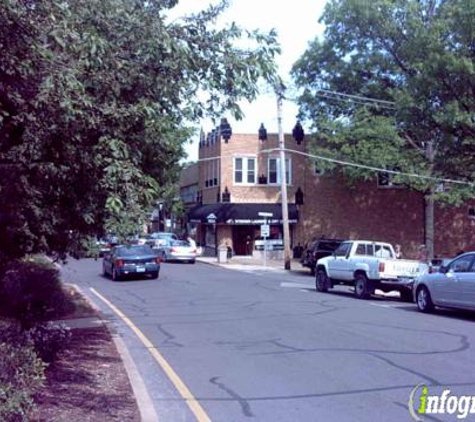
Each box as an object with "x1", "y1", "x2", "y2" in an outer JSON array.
[{"x1": 197, "y1": 255, "x2": 306, "y2": 273}]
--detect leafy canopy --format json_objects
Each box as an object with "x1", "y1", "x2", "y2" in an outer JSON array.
[
  {"x1": 292, "y1": 0, "x2": 475, "y2": 199},
  {"x1": 0, "y1": 0, "x2": 280, "y2": 262}
]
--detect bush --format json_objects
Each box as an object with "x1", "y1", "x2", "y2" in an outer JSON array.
[
  {"x1": 0, "y1": 259, "x2": 75, "y2": 329},
  {"x1": 27, "y1": 322, "x2": 71, "y2": 363},
  {"x1": 0, "y1": 322, "x2": 46, "y2": 422}
]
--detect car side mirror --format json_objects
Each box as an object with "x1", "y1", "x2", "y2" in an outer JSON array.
[{"x1": 439, "y1": 265, "x2": 448, "y2": 274}]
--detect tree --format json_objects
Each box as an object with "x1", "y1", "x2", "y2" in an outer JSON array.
[
  {"x1": 0, "y1": 0, "x2": 280, "y2": 264},
  {"x1": 292, "y1": 0, "x2": 475, "y2": 257}
]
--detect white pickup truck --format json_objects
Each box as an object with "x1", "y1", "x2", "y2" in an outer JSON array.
[{"x1": 315, "y1": 240, "x2": 428, "y2": 301}]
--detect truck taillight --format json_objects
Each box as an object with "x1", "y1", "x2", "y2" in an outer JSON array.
[
  {"x1": 155, "y1": 257, "x2": 162, "y2": 264},
  {"x1": 378, "y1": 262, "x2": 385, "y2": 272},
  {"x1": 115, "y1": 259, "x2": 125, "y2": 268}
]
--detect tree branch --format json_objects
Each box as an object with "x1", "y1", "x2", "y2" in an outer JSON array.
[{"x1": 402, "y1": 132, "x2": 425, "y2": 155}]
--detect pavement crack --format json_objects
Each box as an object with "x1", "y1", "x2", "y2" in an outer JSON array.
[
  {"x1": 242, "y1": 301, "x2": 261, "y2": 310},
  {"x1": 369, "y1": 353, "x2": 441, "y2": 385},
  {"x1": 270, "y1": 339, "x2": 306, "y2": 352},
  {"x1": 124, "y1": 290, "x2": 147, "y2": 304},
  {"x1": 210, "y1": 376, "x2": 254, "y2": 417},
  {"x1": 155, "y1": 324, "x2": 183, "y2": 348}
]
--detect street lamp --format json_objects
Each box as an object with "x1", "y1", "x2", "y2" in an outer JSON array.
[{"x1": 156, "y1": 201, "x2": 164, "y2": 232}]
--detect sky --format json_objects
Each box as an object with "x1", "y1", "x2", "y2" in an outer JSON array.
[{"x1": 166, "y1": 0, "x2": 327, "y2": 162}]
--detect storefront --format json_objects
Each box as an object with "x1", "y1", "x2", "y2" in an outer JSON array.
[{"x1": 188, "y1": 203, "x2": 299, "y2": 257}]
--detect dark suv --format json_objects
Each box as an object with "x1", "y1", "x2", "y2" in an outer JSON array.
[{"x1": 300, "y1": 238, "x2": 344, "y2": 275}]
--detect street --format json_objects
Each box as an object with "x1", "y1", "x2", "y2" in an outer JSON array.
[{"x1": 61, "y1": 259, "x2": 475, "y2": 422}]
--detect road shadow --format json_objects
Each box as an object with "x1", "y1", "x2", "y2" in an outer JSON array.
[
  {"x1": 395, "y1": 304, "x2": 475, "y2": 322},
  {"x1": 99, "y1": 273, "x2": 157, "y2": 282}
]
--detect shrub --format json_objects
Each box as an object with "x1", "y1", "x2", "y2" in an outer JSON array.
[
  {"x1": 27, "y1": 322, "x2": 72, "y2": 363},
  {"x1": 0, "y1": 259, "x2": 75, "y2": 329},
  {"x1": 0, "y1": 322, "x2": 46, "y2": 422}
]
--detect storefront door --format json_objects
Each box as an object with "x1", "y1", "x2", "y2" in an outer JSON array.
[{"x1": 232, "y1": 226, "x2": 255, "y2": 255}]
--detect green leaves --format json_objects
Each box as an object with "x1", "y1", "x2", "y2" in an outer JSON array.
[
  {"x1": 0, "y1": 0, "x2": 279, "y2": 261},
  {"x1": 292, "y1": 0, "x2": 475, "y2": 199}
]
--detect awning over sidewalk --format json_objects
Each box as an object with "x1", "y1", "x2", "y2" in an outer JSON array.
[{"x1": 188, "y1": 203, "x2": 299, "y2": 225}]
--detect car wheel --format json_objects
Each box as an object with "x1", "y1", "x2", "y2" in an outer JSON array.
[
  {"x1": 150, "y1": 271, "x2": 159, "y2": 279},
  {"x1": 190, "y1": 259, "x2": 196, "y2": 264},
  {"x1": 400, "y1": 290, "x2": 413, "y2": 302},
  {"x1": 417, "y1": 286, "x2": 434, "y2": 313},
  {"x1": 315, "y1": 270, "x2": 329, "y2": 292},
  {"x1": 112, "y1": 267, "x2": 120, "y2": 281},
  {"x1": 354, "y1": 273, "x2": 371, "y2": 299}
]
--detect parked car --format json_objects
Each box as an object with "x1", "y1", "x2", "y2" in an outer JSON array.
[
  {"x1": 96, "y1": 238, "x2": 113, "y2": 257},
  {"x1": 147, "y1": 232, "x2": 178, "y2": 249},
  {"x1": 315, "y1": 240, "x2": 428, "y2": 301},
  {"x1": 414, "y1": 252, "x2": 475, "y2": 313},
  {"x1": 103, "y1": 245, "x2": 161, "y2": 281},
  {"x1": 300, "y1": 238, "x2": 344, "y2": 275},
  {"x1": 156, "y1": 239, "x2": 197, "y2": 263}
]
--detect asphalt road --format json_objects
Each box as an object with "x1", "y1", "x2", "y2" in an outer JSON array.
[{"x1": 61, "y1": 258, "x2": 475, "y2": 422}]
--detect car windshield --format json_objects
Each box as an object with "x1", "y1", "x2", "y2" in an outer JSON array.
[{"x1": 116, "y1": 245, "x2": 153, "y2": 256}]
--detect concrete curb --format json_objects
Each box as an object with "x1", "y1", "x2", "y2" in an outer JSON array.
[
  {"x1": 196, "y1": 257, "x2": 305, "y2": 274},
  {"x1": 67, "y1": 283, "x2": 159, "y2": 422}
]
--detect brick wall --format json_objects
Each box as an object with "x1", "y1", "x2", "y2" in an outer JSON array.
[
  {"x1": 297, "y1": 171, "x2": 425, "y2": 258},
  {"x1": 434, "y1": 202, "x2": 475, "y2": 256},
  {"x1": 194, "y1": 131, "x2": 475, "y2": 258}
]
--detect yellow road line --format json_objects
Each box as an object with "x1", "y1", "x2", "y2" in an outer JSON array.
[{"x1": 90, "y1": 287, "x2": 211, "y2": 422}]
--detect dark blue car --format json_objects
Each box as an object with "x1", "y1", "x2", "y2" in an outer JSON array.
[{"x1": 103, "y1": 245, "x2": 161, "y2": 281}]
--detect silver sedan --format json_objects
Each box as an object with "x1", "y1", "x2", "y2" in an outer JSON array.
[
  {"x1": 156, "y1": 239, "x2": 197, "y2": 264},
  {"x1": 413, "y1": 252, "x2": 475, "y2": 312}
]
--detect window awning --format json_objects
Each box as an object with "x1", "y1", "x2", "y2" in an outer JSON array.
[{"x1": 188, "y1": 203, "x2": 299, "y2": 225}]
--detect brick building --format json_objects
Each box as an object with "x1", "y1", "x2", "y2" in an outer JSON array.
[{"x1": 182, "y1": 127, "x2": 475, "y2": 259}]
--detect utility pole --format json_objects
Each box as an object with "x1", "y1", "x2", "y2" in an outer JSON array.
[
  {"x1": 425, "y1": 140, "x2": 435, "y2": 260},
  {"x1": 276, "y1": 83, "x2": 292, "y2": 270}
]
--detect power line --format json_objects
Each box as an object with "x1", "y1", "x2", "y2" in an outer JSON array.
[
  {"x1": 263, "y1": 147, "x2": 474, "y2": 187},
  {"x1": 313, "y1": 91, "x2": 396, "y2": 110},
  {"x1": 316, "y1": 88, "x2": 396, "y2": 107},
  {"x1": 283, "y1": 86, "x2": 396, "y2": 109}
]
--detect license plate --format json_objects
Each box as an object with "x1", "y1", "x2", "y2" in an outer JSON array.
[{"x1": 136, "y1": 266, "x2": 146, "y2": 273}]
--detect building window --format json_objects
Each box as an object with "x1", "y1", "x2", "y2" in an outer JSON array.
[
  {"x1": 268, "y1": 158, "x2": 291, "y2": 184},
  {"x1": 234, "y1": 157, "x2": 256, "y2": 185},
  {"x1": 377, "y1": 168, "x2": 403, "y2": 188}
]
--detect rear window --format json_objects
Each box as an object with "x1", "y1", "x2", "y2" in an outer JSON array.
[
  {"x1": 355, "y1": 244, "x2": 375, "y2": 256},
  {"x1": 116, "y1": 245, "x2": 153, "y2": 256},
  {"x1": 374, "y1": 244, "x2": 393, "y2": 258},
  {"x1": 318, "y1": 242, "x2": 341, "y2": 252},
  {"x1": 171, "y1": 240, "x2": 190, "y2": 247}
]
